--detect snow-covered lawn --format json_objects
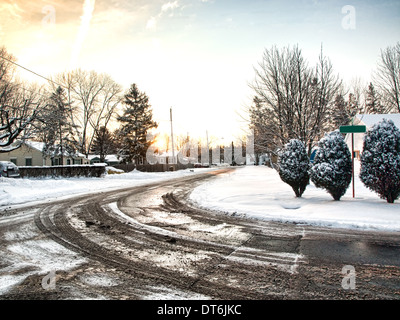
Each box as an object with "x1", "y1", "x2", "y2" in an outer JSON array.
[
  {"x1": 190, "y1": 162, "x2": 400, "y2": 232},
  {"x1": 0, "y1": 168, "x2": 215, "y2": 208}
]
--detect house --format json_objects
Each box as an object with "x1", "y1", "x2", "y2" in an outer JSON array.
[
  {"x1": 155, "y1": 151, "x2": 181, "y2": 165},
  {"x1": 344, "y1": 114, "x2": 400, "y2": 159},
  {"x1": 0, "y1": 141, "x2": 90, "y2": 166}
]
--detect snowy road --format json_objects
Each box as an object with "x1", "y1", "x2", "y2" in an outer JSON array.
[{"x1": 0, "y1": 167, "x2": 399, "y2": 300}]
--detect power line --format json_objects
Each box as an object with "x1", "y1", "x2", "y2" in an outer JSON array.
[{"x1": 0, "y1": 55, "x2": 66, "y2": 89}]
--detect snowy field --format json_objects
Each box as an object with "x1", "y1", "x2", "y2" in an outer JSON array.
[
  {"x1": 190, "y1": 162, "x2": 400, "y2": 232},
  {"x1": 0, "y1": 167, "x2": 216, "y2": 208}
]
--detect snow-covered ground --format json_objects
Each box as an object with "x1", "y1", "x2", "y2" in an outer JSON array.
[
  {"x1": 0, "y1": 167, "x2": 215, "y2": 208},
  {"x1": 1, "y1": 163, "x2": 399, "y2": 232},
  {"x1": 190, "y1": 162, "x2": 400, "y2": 232}
]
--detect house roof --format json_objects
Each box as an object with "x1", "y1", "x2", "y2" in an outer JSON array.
[
  {"x1": 88, "y1": 154, "x2": 121, "y2": 162},
  {"x1": 105, "y1": 154, "x2": 120, "y2": 162},
  {"x1": 355, "y1": 114, "x2": 400, "y2": 129},
  {"x1": 23, "y1": 141, "x2": 46, "y2": 152},
  {"x1": 23, "y1": 141, "x2": 87, "y2": 159},
  {"x1": 346, "y1": 114, "x2": 400, "y2": 152}
]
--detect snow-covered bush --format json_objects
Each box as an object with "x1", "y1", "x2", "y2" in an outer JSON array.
[
  {"x1": 106, "y1": 166, "x2": 125, "y2": 175},
  {"x1": 310, "y1": 130, "x2": 352, "y2": 200},
  {"x1": 278, "y1": 139, "x2": 310, "y2": 197},
  {"x1": 360, "y1": 119, "x2": 400, "y2": 203}
]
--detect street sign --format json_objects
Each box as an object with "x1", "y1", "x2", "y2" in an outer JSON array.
[
  {"x1": 339, "y1": 125, "x2": 366, "y2": 198},
  {"x1": 339, "y1": 125, "x2": 366, "y2": 133}
]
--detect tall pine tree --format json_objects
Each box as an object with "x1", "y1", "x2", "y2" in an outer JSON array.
[
  {"x1": 41, "y1": 86, "x2": 76, "y2": 165},
  {"x1": 331, "y1": 94, "x2": 351, "y2": 128},
  {"x1": 117, "y1": 84, "x2": 158, "y2": 165},
  {"x1": 364, "y1": 83, "x2": 383, "y2": 114}
]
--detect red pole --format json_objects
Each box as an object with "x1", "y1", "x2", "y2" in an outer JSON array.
[{"x1": 352, "y1": 132, "x2": 355, "y2": 198}]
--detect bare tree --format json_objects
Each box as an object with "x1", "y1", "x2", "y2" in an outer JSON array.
[
  {"x1": 0, "y1": 47, "x2": 45, "y2": 152},
  {"x1": 250, "y1": 45, "x2": 341, "y2": 156},
  {"x1": 54, "y1": 69, "x2": 123, "y2": 156},
  {"x1": 374, "y1": 42, "x2": 400, "y2": 113},
  {"x1": 87, "y1": 75, "x2": 122, "y2": 154}
]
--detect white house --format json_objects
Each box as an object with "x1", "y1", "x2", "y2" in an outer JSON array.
[
  {"x1": 344, "y1": 114, "x2": 400, "y2": 159},
  {"x1": 0, "y1": 140, "x2": 90, "y2": 166}
]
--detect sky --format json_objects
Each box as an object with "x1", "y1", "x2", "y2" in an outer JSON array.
[{"x1": 1, "y1": 0, "x2": 400, "y2": 144}]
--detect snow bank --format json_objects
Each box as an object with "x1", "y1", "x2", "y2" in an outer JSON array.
[{"x1": 190, "y1": 163, "x2": 400, "y2": 232}]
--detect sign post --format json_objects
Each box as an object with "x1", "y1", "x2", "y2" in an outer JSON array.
[{"x1": 339, "y1": 125, "x2": 367, "y2": 198}]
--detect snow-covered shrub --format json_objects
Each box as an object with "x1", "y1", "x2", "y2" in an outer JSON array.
[
  {"x1": 278, "y1": 139, "x2": 310, "y2": 197},
  {"x1": 360, "y1": 119, "x2": 400, "y2": 203},
  {"x1": 310, "y1": 130, "x2": 352, "y2": 200}
]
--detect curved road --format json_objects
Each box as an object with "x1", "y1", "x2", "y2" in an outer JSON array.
[{"x1": 0, "y1": 168, "x2": 399, "y2": 300}]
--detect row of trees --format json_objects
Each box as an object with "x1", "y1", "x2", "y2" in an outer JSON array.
[
  {"x1": 0, "y1": 46, "x2": 158, "y2": 165},
  {"x1": 279, "y1": 131, "x2": 352, "y2": 200},
  {"x1": 38, "y1": 81, "x2": 158, "y2": 165},
  {"x1": 278, "y1": 119, "x2": 400, "y2": 203},
  {"x1": 249, "y1": 42, "x2": 400, "y2": 161}
]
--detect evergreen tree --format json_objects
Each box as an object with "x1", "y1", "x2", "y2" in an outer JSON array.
[
  {"x1": 41, "y1": 86, "x2": 76, "y2": 165},
  {"x1": 364, "y1": 83, "x2": 383, "y2": 114},
  {"x1": 117, "y1": 84, "x2": 158, "y2": 164},
  {"x1": 360, "y1": 119, "x2": 400, "y2": 203},
  {"x1": 91, "y1": 126, "x2": 116, "y2": 162},
  {"x1": 310, "y1": 130, "x2": 352, "y2": 200},
  {"x1": 330, "y1": 92, "x2": 362, "y2": 130},
  {"x1": 248, "y1": 96, "x2": 277, "y2": 163},
  {"x1": 331, "y1": 94, "x2": 351, "y2": 128},
  {"x1": 347, "y1": 93, "x2": 360, "y2": 115},
  {"x1": 278, "y1": 139, "x2": 310, "y2": 197}
]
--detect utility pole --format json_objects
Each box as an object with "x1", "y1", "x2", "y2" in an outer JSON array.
[
  {"x1": 170, "y1": 107, "x2": 175, "y2": 165},
  {"x1": 206, "y1": 130, "x2": 210, "y2": 166}
]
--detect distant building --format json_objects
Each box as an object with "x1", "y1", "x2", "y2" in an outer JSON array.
[
  {"x1": 88, "y1": 154, "x2": 122, "y2": 166},
  {"x1": 0, "y1": 141, "x2": 90, "y2": 166},
  {"x1": 344, "y1": 114, "x2": 400, "y2": 159}
]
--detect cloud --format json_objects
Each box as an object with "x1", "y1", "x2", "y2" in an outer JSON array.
[
  {"x1": 70, "y1": 0, "x2": 96, "y2": 68},
  {"x1": 0, "y1": 2, "x2": 24, "y2": 19},
  {"x1": 161, "y1": 1, "x2": 179, "y2": 12},
  {"x1": 146, "y1": 0, "x2": 181, "y2": 30}
]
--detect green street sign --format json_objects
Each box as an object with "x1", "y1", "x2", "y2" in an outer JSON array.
[{"x1": 339, "y1": 125, "x2": 367, "y2": 133}]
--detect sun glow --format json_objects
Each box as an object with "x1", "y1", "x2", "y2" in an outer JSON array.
[{"x1": 151, "y1": 133, "x2": 170, "y2": 153}]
